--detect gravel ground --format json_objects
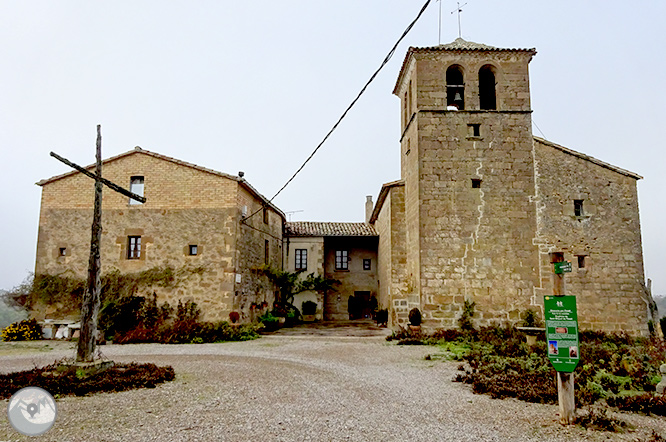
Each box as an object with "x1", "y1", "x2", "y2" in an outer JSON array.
[{"x1": 0, "y1": 329, "x2": 664, "y2": 442}]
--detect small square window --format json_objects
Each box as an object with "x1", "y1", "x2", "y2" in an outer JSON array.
[
  {"x1": 128, "y1": 236, "x2": 141, "y2": 259},
  {"x1": 59, "y1": 247, "x2": 67, "y2": 257},
  {"x1": 189, "y1": 245, "x2": 198, "y2": 256},
  {"x1": 363, "y1": 259, "x2": 371, "y2": 271},
  {"x1": 577, "y1": 255, "x2": 586, "y2": 269},
  {"x1": 468, "y1": 123, "x2": 481, "y2": 138},
  {"x1": 471, "y1": 179, "x2": 482, "y2": 188},
  {"x1": 574, "y1": 200, "x2": 584, "y2": 217}
]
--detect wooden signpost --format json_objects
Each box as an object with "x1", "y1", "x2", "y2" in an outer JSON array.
[
  {"x1": 50, "y1": 125, "x2": 145, "y2": 363},
  {"x1": 546, "y1": 253, "x2": 578, "y2": 425}
]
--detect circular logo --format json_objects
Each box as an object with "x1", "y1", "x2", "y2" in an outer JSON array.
[{"x1": 7, "y1": 387, "x2": 57, "y2": 436}]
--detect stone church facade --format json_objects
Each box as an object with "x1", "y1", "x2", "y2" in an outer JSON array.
[
  {"x1": 33, "y1": 39, "x2": 652, "y2": 334},
  {"x1": 371, "y1": 38, "x2": 650, "y2": 334}
]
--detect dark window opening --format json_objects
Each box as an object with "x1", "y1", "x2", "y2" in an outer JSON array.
[
  {"x1": 263, "y1": 207, "x2": 268, "y2": 224},
  {"x1": 446, "y1": 65, "x2": 465, "y2": 110},
  {"x1": 128, "y1": 236, "x2": 141, "y2": 259},
  {"x1": 577, "y1": 255, "x2": 586, "y2": 269},
  {"x1": 574, "y1": 200, "x2": 584, "y2": 217},
  {"x1": 363, "y1": 259, "x2": 371, "y2": 271},
  {"x1": 129, "y1": 176, "x2": 144, "y2": 205},
  {"x1": 468, "y1": 123, "x2": 481, "y2": 137},
  {"x1": 189, "y1": 245, "x2": 198, "y2": 256},
  {"x1": 471, "y1": 179, "x2": 482, "y2": 188},
  {"x1": 403, "y1": 91, "x2": 408, "y2": 127},
  {"x1": 479, "y1": 65, "x2": 497, "y2": 110},
  {"x1": 335, "y1": 250, "x2": 349, "y2": 271},
  {"x1": 59, "y1": 247, "x2": 67, "y2": 257},
  {"x1": 264, "y1": 240, "x2": 270, "y2": 264},
  {"x1": 295, "y1": 249, "x2": 307, "y2": 271}
]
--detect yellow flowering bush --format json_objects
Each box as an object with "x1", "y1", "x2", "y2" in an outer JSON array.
[{"x1": 1, "y1": 319, "x2": 42, "y2": 341}]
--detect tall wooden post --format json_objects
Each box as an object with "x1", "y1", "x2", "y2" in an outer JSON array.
[
  {"x1": 76, "y1": 125, "x2": 103, "y2": 363},
  {"x1": 550, "y1": 251, "x2": 575, "y2": 424}
]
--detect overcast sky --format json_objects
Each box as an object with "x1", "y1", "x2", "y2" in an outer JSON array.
[{"x1": 1, "y1": 1, "x2": 664, "y2": 296}]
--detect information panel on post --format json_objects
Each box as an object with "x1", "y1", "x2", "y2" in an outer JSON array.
[{"x1": 544, "y1": 295, "x2": 579, "y2": 373}]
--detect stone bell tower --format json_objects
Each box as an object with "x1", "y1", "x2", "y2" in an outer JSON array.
[{"x1": 392, "y1": 38, "x2": 540, "y2": 328}]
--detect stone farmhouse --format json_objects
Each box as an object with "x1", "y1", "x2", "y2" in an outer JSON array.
[
  {"x1": 33, "y1": 38, "x2": 653, "y2": 334},
  {"x1": 35, "y1": 148, "x2": 284, "y2": 322}
]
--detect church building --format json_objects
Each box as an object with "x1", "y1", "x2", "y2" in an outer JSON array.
[{"x1": 370, "y1": 38, "x2": 650, "y2": 334}]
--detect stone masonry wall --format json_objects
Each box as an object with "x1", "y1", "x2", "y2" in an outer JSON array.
[
  {"x1": 323, "y1": 237, "x2": 378, "y2": 321},
  {"x1": 415, "y1": 111, "x2": 540, "y2": 328},
  {"x1": 532, "y1": 139, "x2": 648, "y2": 334},
  {"x1": 35, "y1": 151, "x2": 282, "y2": 323}
]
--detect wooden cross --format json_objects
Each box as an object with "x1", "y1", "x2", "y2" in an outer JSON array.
[{"x1": 50, "y1": 125, "x2": 146, "y2": 363}]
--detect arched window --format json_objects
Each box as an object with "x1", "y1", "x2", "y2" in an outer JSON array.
[
  {"x1": 446, "y1": 65, "x2": 464, "y2": 110},
  {"x1": 479, "y1": 65, "x2": 496, "y2": 110}
]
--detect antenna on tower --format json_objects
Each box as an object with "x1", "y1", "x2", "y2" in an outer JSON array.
[
  {"x1": 451, "y1": 2, "x2": 467, "y2": 38},
  {"x1": 437, "y1": 0, "x2": 442, "y2": 45}
]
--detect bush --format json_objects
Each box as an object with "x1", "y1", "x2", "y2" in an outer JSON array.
[
  {"x1": 1, "y1": 318, "x2": 42, "y2": 341},
  {"x1": 607, "y1": 393, "x2": 666, "y2": 416},
  {"x1": 258, "y1": 312, "x2": 280, "y2": 332},
  {"x1": 0, "y1": 362, "x2": 175, "y2": 399}
]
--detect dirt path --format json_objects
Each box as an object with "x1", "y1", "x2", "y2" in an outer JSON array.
[{"x1": 0, "y1": 334, "x2": 664, "y2": 441}]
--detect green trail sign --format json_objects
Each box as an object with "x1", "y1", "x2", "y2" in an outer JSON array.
[
  {"x1": 554, "y1": 261, "x2": 572, "y2": 274},
  {"x1": 544, "y1": 295, "x2": 579, "y2": 372}
]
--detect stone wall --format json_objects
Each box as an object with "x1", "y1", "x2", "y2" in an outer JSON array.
[
  {"x1": 374, "y1": 183, "x2": 408, "y2": 326},
  {"x1": 533, "y1": 138, "x2": 648, "y2": 334},
  {"x1": 35, "y1": 150, "x2": 283, "y2": 323},
  {"x1": 323, "y1": 236, "x2": 378, "y2": 321}
]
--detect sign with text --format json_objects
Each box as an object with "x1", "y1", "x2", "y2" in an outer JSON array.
[
  {"x1": 554, "y1": 261, "x2": 572, "y2": 274},
  {"x1": 544, "y1": 295, "x2": 579, "y2": 372}
]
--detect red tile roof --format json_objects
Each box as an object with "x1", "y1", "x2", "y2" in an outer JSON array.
[{"x1": 286, "y1": 222, "x2": 377, "y2": 237}]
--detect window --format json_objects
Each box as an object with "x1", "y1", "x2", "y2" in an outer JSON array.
[
  {"x1": 295, "y1": 249, "x2": 307, "y2": 271},
  {"x1": 59, "y1": 247, "x2": 67, "y2": 257},
  {"x1": 468, "y1": 123, "x2": 481, "y2": 138},
  {"x1": 129, "y1": 176, "x2": 144, "y2": 205},
  {"x1": 363, "y1": 259, "x2": 371, "y2": 271},
  {"x1": 189, "y1": 245, "x2": 198, "y2": 256},
  {"x1": 574, "y1": 200, "x2": 584, "y2": 217},
  {"x1": 577, "y1": 255, "x2": 586, "y2": 269},
  {"x1": 263, "y1": 206, "x2": 268, "y2": 224},
  {"x1": 479, "y1": 65, "x2": 497, "y2": 110},
  {"x1": 335, "y1": 250, "x2": 349, "y2": 270},
  {"x1": 264, "y1": 240, "x2": 269, "y2": 264},
  {"x1": 446, "y1": 65, "x2": 464, "y2": 110},
  {"x1": 128, "y1": 236, "x2": 141, "y2": 259},
  {"x1": 471, "y1": 179, "x2": 482, "y2": 188}
]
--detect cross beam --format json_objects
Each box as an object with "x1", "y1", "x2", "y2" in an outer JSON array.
[
  {"x1": 49, "y1": 125, "x2": 145, "y2": 362},
  {"x1": 50, "y1": 151, "x2": 146, "y2": 203}
]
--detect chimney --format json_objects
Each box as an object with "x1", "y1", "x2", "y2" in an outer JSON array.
[{"x1": 365, "y1": 195, "x2": 374, "y2": 223}]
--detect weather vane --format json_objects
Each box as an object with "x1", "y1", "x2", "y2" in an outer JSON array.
[{"x1": 451, "y1": 1, "x2": 467, "y2": 39}]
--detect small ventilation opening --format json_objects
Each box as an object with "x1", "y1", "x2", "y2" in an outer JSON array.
[
  {"x1": 577, "y1": 255, "x2": 586, "y2": 269},
  {"x1": 59, "y1": 247, "x2": 67, "y2": 257},
  {"x1": 574, "y1": 199, "x2": 584, "y2": 217},
  {"x1": 471, "y1": 179, "x2": 482, "y2": 188}
]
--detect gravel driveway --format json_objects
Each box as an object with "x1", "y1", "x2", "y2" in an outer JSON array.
[{"x1": 0, "y1": 328, "x2": 664, "y2": 442}]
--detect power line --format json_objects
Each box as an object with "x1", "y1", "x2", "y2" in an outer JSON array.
[{"x1": 242, "y1": 0, "x2": 432, "y2": 225}]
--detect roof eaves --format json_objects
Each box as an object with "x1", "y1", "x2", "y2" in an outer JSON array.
[
  {"x1": 369, "y1": 179, "x2": 404, "y2": 223},
  {"x1": 534, "y1": 137, "x2": 642, "y2": 180}
]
